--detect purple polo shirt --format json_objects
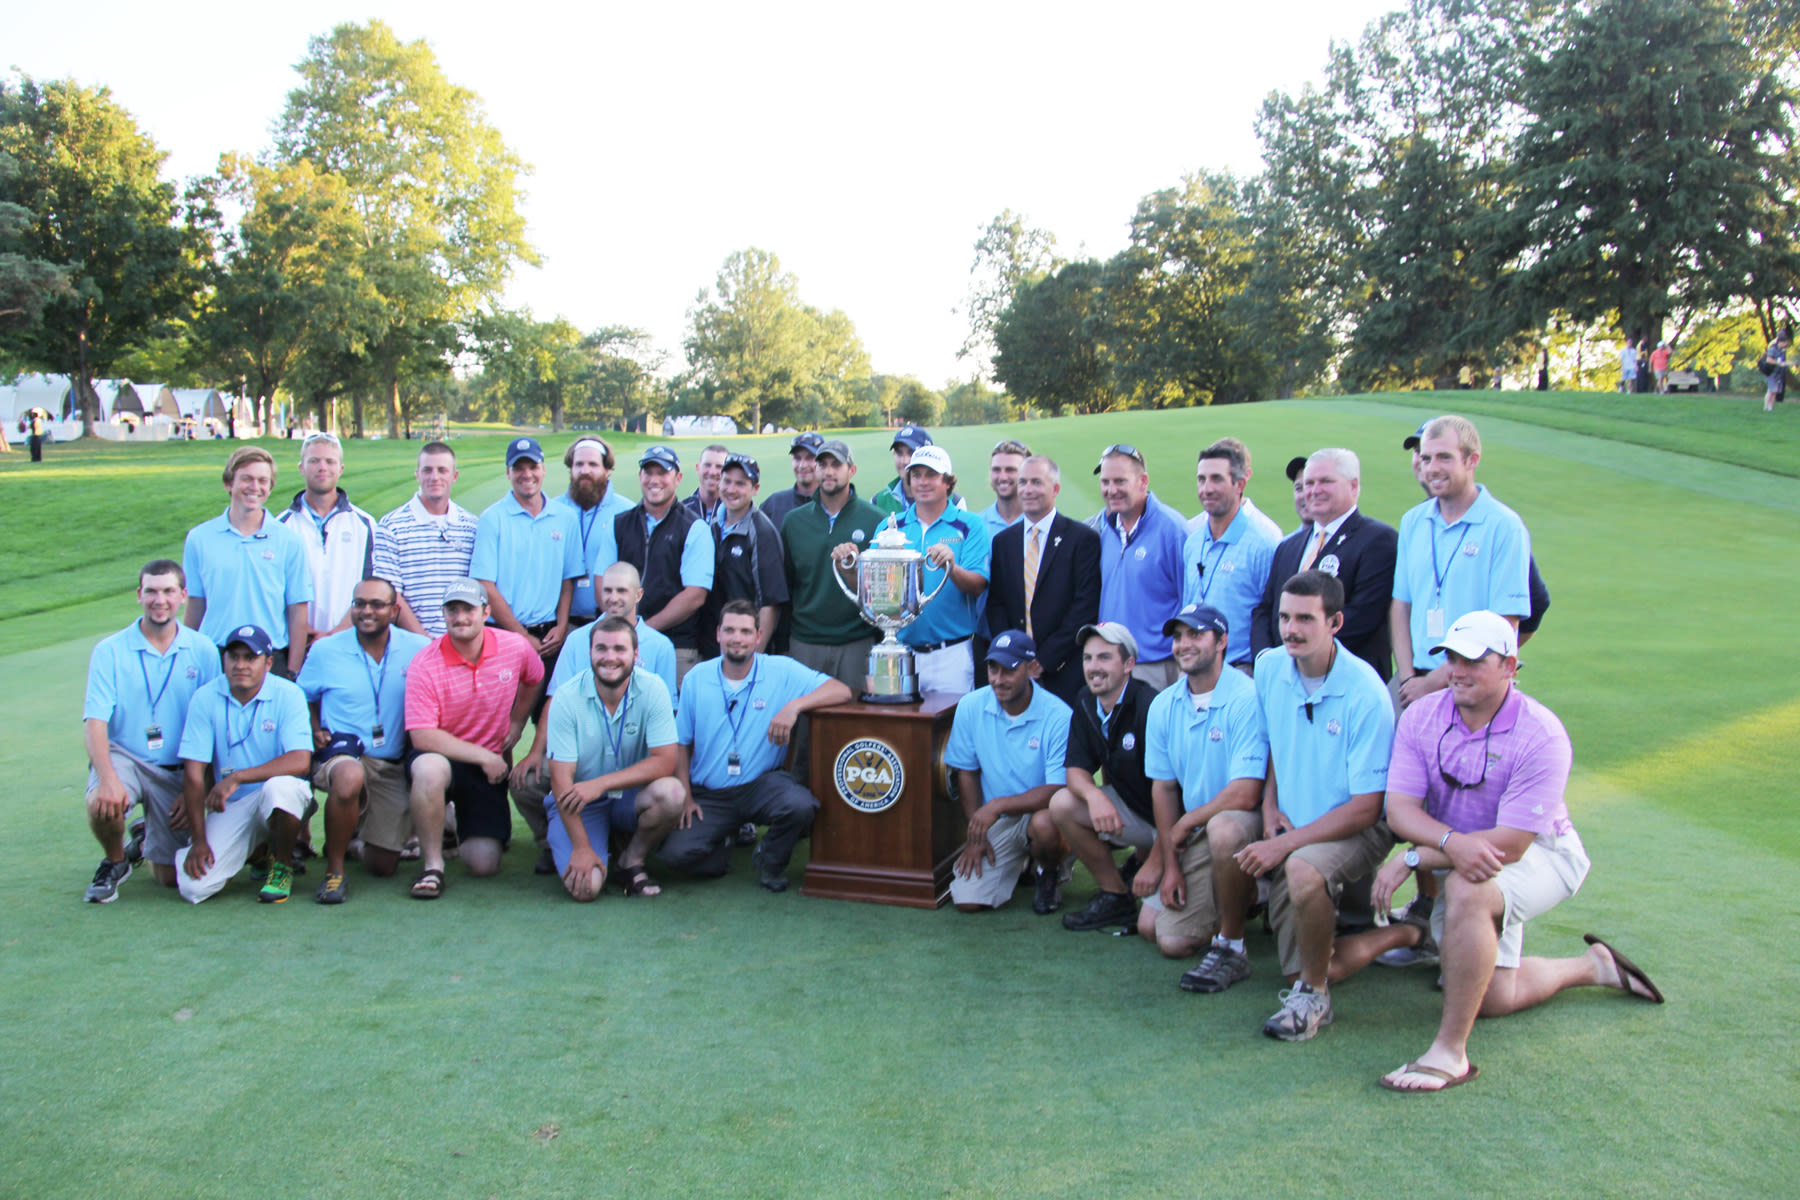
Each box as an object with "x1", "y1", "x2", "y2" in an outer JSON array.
[{"x1": 1387, "y1": 686, "x2": 1575, "y2": 838}]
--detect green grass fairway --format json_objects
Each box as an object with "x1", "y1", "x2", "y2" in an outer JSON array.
[{"x1": 3, "y1": 394, "x2": 1797, "y2": 1198}]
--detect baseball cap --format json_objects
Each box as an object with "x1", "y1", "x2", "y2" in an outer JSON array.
[
  {"x1": 223, "y1": 624, "x2": 275, "y2": 656},
  {"x1": 318, "y1": 731, "x2": 367, "y2": 762},
  {"x1": 505, "y1": 436, "x2": 545, "y2": 467},
  {"x1": 1164, "y1": 603, "x2": 1229, "y2": 638},
  {"x1": 1076, "y1": 621, "x2": 1139, "y2": 661},
  {"x1": 891, "y1": 425, "x2": 934, "y2": 451},
  {"x1": 907, "y1": 445, "x2": 953, "y2": 475},
  {"x1": 638, "y1": 445, "x2": 681, "y2": 471},
  {"x1": 1285, "y1": 455, "x2": 1308, "y2": 483},
  {"x1": 986, "y1": 630, "x2": 1038, "y2": 669},
  {"x1": 1430, "y1": 610, "x2": 1518, "y2": 660},
  {"x1": 816, "y1": 438, "x2": 854, "y2": 464},
  {"x1": 790, "y1": 432, "x2": 825, "y2": 455},
  {"x1": 1093, "y1": 442, "x2": 1146, "y2": 475},
  {"x1": 1402, "y1": 421, "x2": 1431, "y2": 451},
  {"x1": 723, "y1": 452, "x2": 761, "y2": 483},
  {"x1": 441, "y1": 577, "x2": 487, "y2": 608}
]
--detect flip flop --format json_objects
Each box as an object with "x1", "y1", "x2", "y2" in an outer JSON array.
[
  {"x1": 1583, "y1": 934, "x2": 1665, "y2": 1004},
  {"x1": 410, "y1": 867, "x2": 445, "y2": 900},
  {"x1": 1378, "y1": 1061, "x2": 1479, "y2": 1093}
]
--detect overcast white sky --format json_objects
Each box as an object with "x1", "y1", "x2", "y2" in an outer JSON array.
[{"x1": 8, "y1": 0, "x2": 1401, "y2": 386}]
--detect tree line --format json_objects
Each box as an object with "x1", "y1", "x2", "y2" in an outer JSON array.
[{"x1": 969, "y1": 0, "x2": 1800, "y2": 411}]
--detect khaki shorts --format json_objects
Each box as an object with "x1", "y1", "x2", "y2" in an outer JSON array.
[
  {"x1": 312, "y1": 754, "x2": 412, "y2": 853},
  {"x1": 1143, "y1": 808, "x2": 1262, "y2": 944},
  {"x1": 1431, "y1": 829, "x2": 1590, "y2": 969},
  {"x1": 949, "y1": 812, "x2": 1031, "y2": 908},
  {"x1": 87, "y1": 750, "x2": 187, "y2": 866},
  {"x1": 1268, "y1": 821, "x2": 1394, "y2": 977}
]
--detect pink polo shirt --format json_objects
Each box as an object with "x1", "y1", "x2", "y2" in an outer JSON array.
[
  {"x1": 404, "y1": 628, "x2": 544, "y2": 754},
  {"x1": 1387, "y1": 686, "x2": 1575, "y2": 838}
]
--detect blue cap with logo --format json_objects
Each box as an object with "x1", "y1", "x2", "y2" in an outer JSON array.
[
  {"x1": 1164, "y1": 603, "x2": 1229, "y2": 638},
  {"x1": 723, "y1": 452, "x2": 761, "y2": 484},
  {"x1": 985, "y1": 630, "x2": 1039, "y2": 669},
  {"x1": 790, "y1": 432, "x2": 825, "y2": 455},
  {"x1": 224, "y1": 624, "x2": 275, "y2": 656},
  {"x1": 891, "y1": 425, "x2": 934, "y2": 451},
  {"x1": 639, "y1": 445, "x2": 681, "y2": 471},
  {"x1": 505, "y1": 436, "x2": 545, "y2": 467}
]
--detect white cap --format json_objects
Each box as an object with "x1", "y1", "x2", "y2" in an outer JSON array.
[
  {"x1": 907, "y1": 445, "x2": 954, "y2": 475},
  {"x1": 1431, "y1": 610, "x2": 1518, "y2": 660}
]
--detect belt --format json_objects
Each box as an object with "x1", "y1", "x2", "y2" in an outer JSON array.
[{"x1": 911, "y1": 635, "x2": 972, "y2": 654}]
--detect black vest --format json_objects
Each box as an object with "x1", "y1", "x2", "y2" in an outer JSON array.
[{"x1": 615, "y1": 503, "x2": 714, "y2": 649}]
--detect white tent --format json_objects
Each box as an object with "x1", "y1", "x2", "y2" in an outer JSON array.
[
  {"x1": 172, "y1": 387, "x2": 227, "y2": 421},
  {"x1": 7, "y1": 373, "x2": 71, "y2": 422}
]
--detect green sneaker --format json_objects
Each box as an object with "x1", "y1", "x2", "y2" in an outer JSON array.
[
  {"x1": 247, "y1": 844, "x2": 272, "y2": 881},
  {"x1": 259, "y1": 861, "x2": 294, "y2": 903}
]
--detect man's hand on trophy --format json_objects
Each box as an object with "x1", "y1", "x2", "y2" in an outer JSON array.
[
  {"x1": 925, "y1": 544, "x2": 955, "y2": 569},
  {"x1": 833, "y1": 543, "x2": 860, "y2": 568}
]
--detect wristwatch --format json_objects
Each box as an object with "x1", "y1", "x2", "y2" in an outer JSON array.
[{"x1": 1403, "y1": 847, "x2": 1421, "y2": 869}]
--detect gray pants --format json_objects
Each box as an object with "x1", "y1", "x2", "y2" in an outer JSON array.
[
  {"x1": 657, "y1": 771, "x2": 818, "y2": 878},
  {"x1": 787, "y1": 637, "x2": 873, "y2": 783}
]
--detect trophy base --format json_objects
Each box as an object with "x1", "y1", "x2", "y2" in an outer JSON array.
[{"x1": 858, "y1": 692, "x2": 919, "y2": 706}]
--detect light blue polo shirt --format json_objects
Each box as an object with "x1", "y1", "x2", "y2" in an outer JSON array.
[
  {"x1": 551, "y1": 487, "x2": 636, "y2": 620},
  {"x1": 470, "y1": 491, "x2": 585, "y2": 627},
  {"x1": 1253, "y1": 642, "x2": 1394, "y2": 828},
  {"x1": 84, "y1": 620, "x2": 222, "y2": 766},
  {"x1": 546, "y1": 666, "x2": 677, "y2": 782},
  {"x1": 676, "y1": 654, "x2": 831, "y2": 790},
  {"x1": 177, "y1": 673, "x2": 313, "y2": 805},
  {"x1": 893, "y1": 504, "x2": 991, "y2": 646},
  {"x1": 1144, "y1": 667, "x2": 1268, "y2": 810},
  {"x1": 1393, "y1": 485, "x2": 1532, "y2": 670},
  {"x1": 1181, "y1": 506, "x2": 1278, "y2": 665},
  {"x1": 182, "y1": 510, "x2": 313, "y2": 649},
  {"x1": 943, "y1": 682, "x2": 1071, "y2": 806},
  {"x1": 295, "y1": 626, "x2": 431, "y2": 760},
  {"x1": 1096, "y1": 493, "x2": 1189, "y2": 663},
  {"x1": 547, "y1": 616, "x2": 678, "y2": 709}
]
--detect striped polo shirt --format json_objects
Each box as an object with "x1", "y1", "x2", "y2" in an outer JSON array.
[
  {"x1": 373, "y1": 495, "x2": 480, "y2": 636},
  {"x1": 404, "y1": 627, "x2": 544, "y2": 754}
]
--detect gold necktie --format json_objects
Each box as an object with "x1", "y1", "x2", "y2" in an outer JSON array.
[
  {"x1": 1302, "y1": 527, "x2": 1326, "y2": 571},
  {"x1": 1023, "y1": 525, "x2": 1041, "y2": 637}
]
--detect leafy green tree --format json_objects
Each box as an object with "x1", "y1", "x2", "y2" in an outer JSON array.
[
  {"x1": 942, "y1": 377, "x2": 1013, "y2": 426},
  {"x1": 957, "y1": 209, "x2": 1057, "y2": 379},
  {"x1": 577, "y1": 326, "x2": 663, "y2": 430},
  {"x1": 472, "y1": 309, "x2": 586, "y2": 430},
  {"x1": 0, "y1": 76, "x2": 200, "y2": 434},
  {"x1": 0, "y1": 149, "x2": 70, "y2": 333},
  {"x1": 991, "y1": 259, "x2": 1114, "y2": 416},
  {"x1": 1497, "y1": 0, "x2": 1800, "y2": 349},
  {"x1": 277, "y1": 21, "x2": 535, "y2": 438},
  {"x1": 193, "y1": 156, "x2": 371, "y2": 430},
  {"x1": 682, "y1": 248, "x2": 869, "y2": 431}
]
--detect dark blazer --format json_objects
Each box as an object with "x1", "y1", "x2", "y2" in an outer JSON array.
[
  {"x1": 987, "y1": 512, "x2": 1102, "y2": 704},
  {"x1": 1250, "y1": 509, "x2": 1398, "y2": 680}
]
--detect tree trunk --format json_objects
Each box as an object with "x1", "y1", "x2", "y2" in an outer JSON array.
[
  {"x1": 352, "y1": 394, "x2": 366, "y2": 438},
  {"x1": 77, "y1": 322, "x2": 96, "y2": 438},
  {"x1": 386, "y1": 372, "x2": 402, "y2": 440}
]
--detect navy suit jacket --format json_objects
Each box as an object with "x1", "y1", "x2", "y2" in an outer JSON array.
[
  {"x1": 1251, "y1": 509, "x2": 1398, "y2": 680},
  {"x1": 987, "y1": 512, "x2": 1102, "y2": 703}
]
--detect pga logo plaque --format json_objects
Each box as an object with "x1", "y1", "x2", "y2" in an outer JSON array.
[{"x1": 833, "y1": 738, "x2": 905, "y2": 813}]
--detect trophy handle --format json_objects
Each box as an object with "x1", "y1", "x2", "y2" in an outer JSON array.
[
  {"x1": 918, "y1": 556, "x2": 953, "y2": 607},
  {"x1": 831, "y1": 555, "x2": 861, "y2": 606}
]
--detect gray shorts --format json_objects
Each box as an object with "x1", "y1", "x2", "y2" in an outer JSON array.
[
  {"x1": 87, "y1": 749, "x2": 187, "y2": 865},
  {"x1": 1093, "y1": 785, "x2": 1157, "y2": 852}
]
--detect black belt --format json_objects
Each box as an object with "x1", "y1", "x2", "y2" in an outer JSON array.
[{"x1": 911, "y1": 635, "x2": 972, "y2": 654}]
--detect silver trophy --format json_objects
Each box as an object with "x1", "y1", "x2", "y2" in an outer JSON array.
[{"x1": 834, "y1": 520, "x2": 950, "y2": 703}]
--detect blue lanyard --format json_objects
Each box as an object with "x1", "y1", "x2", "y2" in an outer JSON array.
[
  {"x1": 226, "y1": 697, "x2": 262, "y2": 771},
  {"x1": 359, "y1": 643, "x2": 390, "y2": 717},
  {"x1": 1428, "y1": 517, "x2": 1473, "y2": 600},
  {"x1": 137, "y1": 646, "x2": 179, "y2": 717},
  {"x1": 600, "y1": 681, "x2": 630, "y2": 766},
  {"x1": 577, "y1": 504, "x2": 598, "y2": 556},
  {"x1": 1194, "y1": 537, "x2": 1227, "y2": 603},
  {"x1": 722, "y1": 662, "x2": 759, "y2": 751}
]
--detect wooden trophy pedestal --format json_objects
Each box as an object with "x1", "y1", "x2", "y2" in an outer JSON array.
[{"x1": 801, "y1": 693, "x2": 961, "y2": 908}]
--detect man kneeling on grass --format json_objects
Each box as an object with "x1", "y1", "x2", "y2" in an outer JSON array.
[
  {"x1": 1370, "y1": 611, "x2": 1663, "y2": 1093},
  {"x1": 946, "y1": 632, "x2": 1073, "y2": 913},
  {"x1": 545, "y1": 617, "x2": 688, "y2": 900},
  {"x1": 174, "y1": 626, "x2": 313, "y2": 904}
]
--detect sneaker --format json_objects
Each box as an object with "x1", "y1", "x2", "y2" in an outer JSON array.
[
  {"x1": 1062, "y1": 890, "x2": 1136, "y2": 931},
  {"x1": 1262, "y1": 982, "x2": 1333, "y2": 1042},
  {"x1": 1180, "y1": 942, "x2": 1252, "y2": 993},
  {"x1": 314, "y1": 871, "x2": 347, "y2": 905},
  {"x1": 1376, "y1": 899, "x2": 1440, "y2": 967},
  {"x1": 259, "y1": 862, "x2": 294, "y2": 903},
  {"x1": 735, "y1": 821, "x2": 759, "y2": 847},
  {"x1": 247, "y1": 844, "x2": 271, "y2": 881},
  {"x1": 84, "y1": 858, "x2": 132, "y2": 903},
  {"x1": 1031, "y1": 864, "x2": 1063, "y2": 915},
  {"x1": 124, "y1": 818, "x2": 147, "y2": 865},
  {"x1": 289, "y1": 843, "x2": 308, "y2": 876}
]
